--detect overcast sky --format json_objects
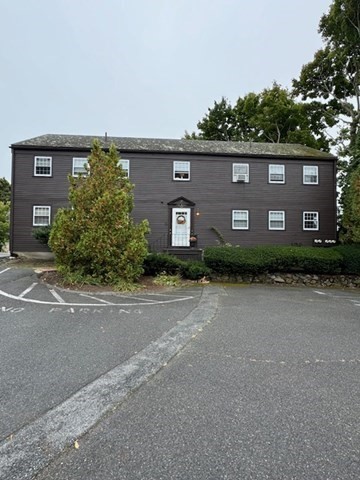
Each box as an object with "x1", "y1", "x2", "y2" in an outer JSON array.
[{"x1": 1, "y1": 0, "x2": 331, "y2": 180}]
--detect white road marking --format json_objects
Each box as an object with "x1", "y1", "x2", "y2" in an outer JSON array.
[
  {"x1": 18, "y1": 283, "x2": 38, "y2": 298},
  {"x1": 0, "y1": 267, "x2": 11, "y2": 275},
  {"x1": 49, "y1": 289, "x2": 66, "y2": 303},
  {"x1": 80, "y1": 294, "x2": 113, "y2": 304},
  {"x1": 0, "y1": 288, "x2": 194, "y2": 306},
  {"x1": 314, "y1": 290, "x2": 360, "y2": 302},
  {"x1": 113, "y1": 294, "x2": 163, "y2": 303},
  {"x1": 0, "y1": 288, "x2": 218, "y2": 480}
]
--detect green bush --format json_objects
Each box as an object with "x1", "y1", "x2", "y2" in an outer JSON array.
[
  {"x1": 335, "y1": 244, "x2": 360, "y2": 274},
  {"x1": 0, "y1": 201, "x2": 9, "y2": 251},
  {"x1": 32, "y1": 225, "x2": 52, "y2": 245},
  {"x1": 143, "y1": 254, "x2": 211, "y2": 280},
  {"x1": 143, "y1": 253, "x2": 185, "y2": 276},
  {"x1": 204, "y1": 246, "x2": 343, "y2": 276},
  {"x1": 180, "y1": 261, "x2": 212, "y2": 280}
]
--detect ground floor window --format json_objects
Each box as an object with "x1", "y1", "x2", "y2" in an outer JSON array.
[
  {"x1": 33, "y1": 206, "x2": 51, "y2": 226},
  {"x1": 268, "y1": 211, "x2": 285, "y2": 230},
  {"x1": 303, "y1": 211, "x2": 319, "y2": 230},
  {"x1": 232, "y1": 210, "x2": 249, "y2": 229}
]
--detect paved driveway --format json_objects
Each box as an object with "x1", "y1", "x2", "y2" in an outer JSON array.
[{"x1": 1, "y1": 270, "x2": 359, "y2": 479}]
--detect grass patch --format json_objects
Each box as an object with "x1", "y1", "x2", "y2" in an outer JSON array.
[{"x1": 153, "y1": 273, "x2": 182, "y2": 287}]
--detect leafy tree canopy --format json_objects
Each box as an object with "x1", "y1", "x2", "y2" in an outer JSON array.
[
  {"x1": 0, "y1": 177, "x2": 11, "y2": 204},
  {"x1": 49, "y1": 140, "x2": 149, "y2": 286},
  {"x1": 185, "y1": 83, "x2": 331, "y2": 151},
  {"x1": 0, "y1": 201, "x2": 9, "y2": 251},
  {"x1": 293, "y1": 0, "x2": 360, "y2": 241},
  {"x1": 293, "y1": 0, "x2": 360, "y2": 158}
]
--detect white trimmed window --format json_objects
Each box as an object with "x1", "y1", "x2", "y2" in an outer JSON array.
[
  {"x1": 34, "y1": 156, "x2": 52, "y2": 176},
  {"x1": 232, "y1": 210, "x2": 249, "y2": 230},
  {"x1": 303, "y1": 211, "x2": 319, "y2": 231},
  {"x1": 303, "y1": 166, "x2": 319, "y2": 184},
  {"x1": 33, "y1": 206, "x2": 51, "y2": 226},
  {"x1": 269, "y1": 164, "x2": 285, "y2": 183},
  {"x1": 119, "y1": 159, "x2": 130, "y2": 177},
  {"x1": 173, "y1": 161, "x2": 190, "y2": 181},
  {"x1": 269, "y1": 211, "x2": 285, "y2": 230},
  {"x1": 72, "y1": 157, "x2": 88, "y2": 176},
  {"x1": 233, "y1": 163, "x2": 249, "y2": 183}
]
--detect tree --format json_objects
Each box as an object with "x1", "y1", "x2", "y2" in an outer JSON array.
[
  {"x1": 293, "y1": 0, "x2": 360, "y2": 168},
  {"x1": 185, "y1": 83, "x2": 330, "y2": 150},
  {"x1": 339, "y1": 132, "x2": 360, "y2": 242},
  {"x1": 0, "y1": 178, "x2": 11, "y2": 204},
  {"x1": 293, "y1": 0, "x2": 360, "y2": 241},
  {"x1": 49, "y1": 140, "x2": 150, "y2": 286},
  {"x1": 340, "y1": 163, "x2": 360, "y2": 243},
  {"x1": 0, "y1": 201, "x2": 9, "y2": 251}
]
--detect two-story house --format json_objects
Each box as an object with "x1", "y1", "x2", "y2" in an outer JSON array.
[{"x1": 10, "y1": 134, "x2": 337, "y2": 258}]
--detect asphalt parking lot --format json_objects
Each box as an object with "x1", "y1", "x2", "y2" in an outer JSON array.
[{"x1": 1, "y1": 267, "x2": 359, "y2": 479}]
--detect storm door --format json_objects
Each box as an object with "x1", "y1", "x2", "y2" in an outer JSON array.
[{"x1": 171, "y1": 208, "x2": 191, "y2": 247}]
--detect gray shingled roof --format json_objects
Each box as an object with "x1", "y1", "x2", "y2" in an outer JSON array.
[{"x1": 11, "y1": 134, "x2": 335, "y2": 159}]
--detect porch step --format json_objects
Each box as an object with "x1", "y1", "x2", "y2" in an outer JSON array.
[{"x1": 163, "y1": 248, "x2": 203, "y2": 261}]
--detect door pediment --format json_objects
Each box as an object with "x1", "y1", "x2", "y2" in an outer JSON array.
[{"x1": 167, "y1": 196, "x2": 195, "y2": 207}]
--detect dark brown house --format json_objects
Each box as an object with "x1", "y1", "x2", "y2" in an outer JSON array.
[{"x1": 10, "y1": 134, "x2": 337, "y2": 258}]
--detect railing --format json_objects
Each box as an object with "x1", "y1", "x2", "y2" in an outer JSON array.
[
  {"x1": 149, "y1": 233, "x2": 169, "y2": 253},
  {"x1": 149, "y1": 233, "x2": 198, "y2": 252}
]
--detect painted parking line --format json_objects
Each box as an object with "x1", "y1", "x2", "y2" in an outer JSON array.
[
  {"x1": 0, "y1": 267, "x2": 197, "y2": 307},
  {"x1": 0, "y1": 287, "x2": 195, "y2": 307},
  {"x1": 49, "y1": 289, "x2": 66, "y2": 303},
  {"x1": 0, "y1": 288, "x2": 195, "y2": 307},
  {"x1": 314, "y1": 289, "x2": 360, "y2": 306},
  {"x1": 79, "y1": 293, "x2": 114, "y2": 304},
  {"x1": 18, "y1": 282, "x2": 38, "y2": 298},
  {"x1": 0, "y1": 267, "x2": 11, "y2": 275}
]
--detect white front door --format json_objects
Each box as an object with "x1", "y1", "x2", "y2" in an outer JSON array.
[{"x1": 172, "y1": 208, "x2": 191, "y2": 246}]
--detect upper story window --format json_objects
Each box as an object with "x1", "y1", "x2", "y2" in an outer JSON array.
[
  {"x1": 34, "y1": 156, "x2": 52, "y2": 176},
  {"x1": 72, "y1": 157, "x2": 88, "y2": 176},
  {"x1": 303, "y1": 166, "x2": 319, "y2": 184},
  {"x1": 232, "y1": 210, "x2": 249, "y2": 230},
  {"x1": 303, "y1": 211, "x2": 319, "y2": 231},
  {"x1": 269, "y1": 210, "x2": 285, "y2": 230},
  {"x1": 33, "y1": 206, "x2": 51, "y2": 226},
  {"x1": 119, "y1": 159, "x2": 130, "y2": 177},
  {"x1": 232, "y1": 163, "x2": 249, "y2": 183},
  {"x1": 174, "y1": 161, "x2": 190, "y2": 181},
  {"x1": 269, "y1": 164, "x2": 285, "y2": 183}
]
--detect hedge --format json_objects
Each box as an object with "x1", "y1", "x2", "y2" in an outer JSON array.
[
  {"x1": 203, "y1": 246, "x2": 344, "y2": 276},
  {"x1": 334, "y1": 244, "x2": 360, "y2": 275},
  {"x1": 144, "y1": 246, "x2": 360, "y2": 280},
  {"x1": 143, "y1": 253, "x2": 211, "y2": 280}
]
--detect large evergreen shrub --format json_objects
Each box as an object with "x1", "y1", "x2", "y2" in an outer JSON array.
[{"x1": 49, "y1": 140, "x2": 149, "y2": 285}]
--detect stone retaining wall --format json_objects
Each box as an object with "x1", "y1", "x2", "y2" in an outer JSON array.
[{"x1": 214, "y1": 273, "x2": 360, "y2": 288}]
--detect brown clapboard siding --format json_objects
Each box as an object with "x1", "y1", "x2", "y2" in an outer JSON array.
[{"x1": 10, "y1": 137, "x2": 337, "y2": 254}]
